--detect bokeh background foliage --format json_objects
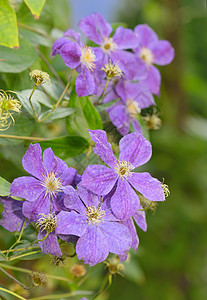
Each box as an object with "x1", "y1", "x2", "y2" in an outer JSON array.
[{"x1": 0, "y1": 0, "x2": 207, "y2": 299}]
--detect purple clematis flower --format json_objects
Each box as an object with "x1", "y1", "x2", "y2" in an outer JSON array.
[
  {"x1": 0, "y1": 196, "x2": 28, "y2": 232},
  {"x1": 10, "y1": 144, "x2": 77, "y2": 222},
  {"x1": 55, "y1": 184, "x2": 132, "y2": 266},
  {"x1": 104, "y1": 79, "x2": 155, "y2": 135},
  {"x1": 132, "y1": 24, "x2": 174, "y2": 95},
  {"x1": 79, "y1": 13, "x2": 147, "y2": 80},
  {"x1": 52, "y1": 29, "x2": 98, "y2": 97},
  {"x1": 81, "y1": 130, "x2": 165, "y2": 220}
]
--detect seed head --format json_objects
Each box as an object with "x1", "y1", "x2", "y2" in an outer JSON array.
[
  {"x1": 101, "y1": 60, "x2": 122, "y2": 79},
  {"x1": 31, "y1": 272, "x2": 47, "y2": 286},
  {"x1": 36, "y1": 213, "x2": 57, "y2": 233},
  {"x1": 29, "y1": 69, "x2": 50, "y2": 85},
  {"x1": 143, "y1": 109, "x2": 162, "y2": 130},
  {"x1": 104, "y1": 257, "x2": 124, "y2": 275}
]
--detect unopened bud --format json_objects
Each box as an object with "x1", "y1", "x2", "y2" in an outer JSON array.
[{"x1": 71, "y1": 264, "x2": 86, "y2": 277}]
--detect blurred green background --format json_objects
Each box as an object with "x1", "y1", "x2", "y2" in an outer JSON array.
[{"x1": 0, "y1": 0, "x2": 207, "y2": 299}]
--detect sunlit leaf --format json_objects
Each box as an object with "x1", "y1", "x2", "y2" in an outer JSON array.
[
  {"x1": 0, "y1": 38, "x2": 38, "y2": 73},
  {"x1": 0, "y1": 0, "x2": 19, "y2": 48},
  {"x1": 24, "y1": 0, "x2": 46, "y2": 19},
  {"x1": 0, "y1": 176, "x2": 11, "y2": 196}
]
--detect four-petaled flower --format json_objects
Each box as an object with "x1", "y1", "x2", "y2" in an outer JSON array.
[
  {"x1": 81, "y1": 130, "x2": 165, "y2": 220},
  {"x1": 132, "y1": 24, "x2": 174, "y2": 95},
  {"x1": 10, "y1": 144, "x2": 77, "y2": 222},
  {"x1": 55, "y1": 184, "x2": 132, "y2": 266}
]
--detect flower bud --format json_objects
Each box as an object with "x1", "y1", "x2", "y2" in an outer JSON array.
[{"x1": 71, "y1": 264, "x2": 87, "y2": 277}]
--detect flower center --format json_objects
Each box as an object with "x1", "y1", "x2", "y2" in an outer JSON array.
[
  {"x1": 42, "y1": 171, "x2": 62, "y2": 198},
  {"x1": 80, "y1": 46, "x2": 96, "y2": 71},
  {"x1": 114, "y1": 160, "x2": 134, "y2": 178},
  {"x1": 85, "y1": 206, "x2": 105, "y2": 224},
  {"x1": 36, "y1": 213, "x2": 57, "y2": 233},
  {"x1": 102, "y1": 37, "x2": 117, "y2": 54},
  {"x1": 140, "y1": 47, "x2": 154, "y2": 65},
  {"x1": 126, "y1": 99, "x2": 141, "y2": 117}
]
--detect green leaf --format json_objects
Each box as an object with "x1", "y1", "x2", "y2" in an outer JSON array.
[
  {"x1": 24, "y1": 0, "x2": 46, "y2": 19},
  {"x1": 40, "y1": 107, "x2": 75, "y2": 122},
  {"x1": 19, "y1": 28, "x2": 52, "y2": 47},
  {"x1": 0, "y1": 112, "x2": 35, "y2": 145},
  {"x1": 123, "y1": 253, "x2": 145, "y2": 285},
  {"x1": 0, "y1": 38, "x2": 38, "y2": 73},
  {"x1": 0, "y1": 0, "x2": 19, "y2": 48},
  {"x1": 67, "y1": 96, "x2": 103, "y2": 140},
  {"x1": 96, "y1": 99, "x2": 119, "y2": 111},
  {"x1": 17, "y1": 89, "x2": 53, "y2": 117},
  {"x1": 39, "y1": 136, "x2": 89, "y2": 159},
  {"x1": 0, "y1": 176, "x2": 11, "y2": 196},
  {"x1": 0, "y1": 252, "x2": 7, "y2": 261}
]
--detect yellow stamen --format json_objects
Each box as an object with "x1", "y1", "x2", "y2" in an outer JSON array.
[
  {"x1": 41, "y1": 171, "x2": 62, "y2": 198},
  {"x1": 114, "y1": 160, "x2": 134, "y2": 178},
  {"x1": 102, "y1": 37, "x2": 117, "y2": 54},
  {"x1": 140, "y1": 47, "x2": 154, "y2": 65},
  {"x1": 85, "y1": 206, "x2": 105, "y2": 224},
  {"x1": 80, "y1": 46, "x2": 96, "y2": 71}
]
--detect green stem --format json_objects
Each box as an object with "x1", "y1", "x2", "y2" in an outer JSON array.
[
  {"x1": 94, "y1": 79, "x2": 109, "y2": 106},
  {"x1": 29, "y1": 84, "x2": 38, "y2": 121},
  {"x1": 1, "y1": 246, "x2": 39, "y2": 254},
  {"x1": 36, "y1": 48, "x2": 65, "y2": 87},
  {"x1": 0, "y1": 266, "x2": 31, "y2": 290},
  {"x1": 0, "y1": 263, "x2": 73, "y2": 283},
  {"x1": 8, "y1": 250, "x2": 42, "y2": 262},
  {"x1": 0, "y1": 134, "x2": 47, "y2": 141},
  {"x1": 6, "y1": 220, "x2": 27, "y2": 258},
  {"x1": 18, "y1": 23, "x2": 54, "y2": 41},
  {"x1": 30, "y1": 290, "x2": 93, "y2": 300},
  {"x1": 39, "y1": 71, "x2": 75, "y2": 123},
  {"x1": 92, "y1": 274, "x2": 112, "y2": 300},
  {"x1": 0, "y1": 287, "x2": 27, "y2": 300},
  {"x1": 10, "y1": 231, "x2": 49, "y2": 259}
]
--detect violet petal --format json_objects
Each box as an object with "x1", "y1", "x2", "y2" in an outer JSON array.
[
  {"x1": 128, "y1": 172, "x2": 165, "y2": 202},
  {"x1": 119, "y1": 132, "x2": 152, "y2": 168}
]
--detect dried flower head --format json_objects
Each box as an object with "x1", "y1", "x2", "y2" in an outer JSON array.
[
  {"x1": 31, "y1": 272, "x2": 47, "y2": 286},
  {"x1": 101, "y1": 59, "x2": 122, "y2": 79},
  {"x1": 161, "y1": 180, "x2": 170, "y2": 198},
  {"x1": 0, "y1": 90, "x2": 21, "y2": 131},
  {"x1": 71, "y1": 264, "x2": 87, "y2": 277},
  {"x1": 143, "y1": 109, "x2": 162, "y2": 130},
  {"x1": 36, "y1": 213, "x2": 57, "y2": 233},
  {"x1": 29, "y1": 69, "x2": 50, "y2": 85},
  {"x1": 104, "y1": 257, "x2": 124, "y2": 275}
]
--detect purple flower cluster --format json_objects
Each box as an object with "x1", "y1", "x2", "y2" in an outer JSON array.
[
  {"x1": 52, "y1": 13, "x2": 174, "y2": 135},
  {"x1": 0, "y1": 129, "x2": 165, "y2": 266}
]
